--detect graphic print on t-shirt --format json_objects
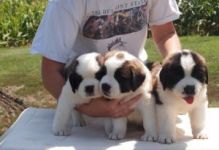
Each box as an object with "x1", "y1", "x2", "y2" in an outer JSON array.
[
  {"x1": 107, "y1": 37, "x2": 127, "y2": 50},
  {"x1": 83, "y1": 2, "x2": 148, "y2": 40}
]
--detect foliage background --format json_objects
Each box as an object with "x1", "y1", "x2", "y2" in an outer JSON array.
[
  {"x1": 0, "y1": 0, "x2": 46, "y2": 47},
  {"x1": 175, "y1": 0, "x2": 219, "y2": 36},
  {"x1": 0, "y1": 0, "x2": 219, "y2": 47}
]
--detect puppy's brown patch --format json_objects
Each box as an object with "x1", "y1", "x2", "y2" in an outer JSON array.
[
  {"x1": 191, "y1": 51, "x2": 208, "y2": 84},
  {"x1": 96, "y1": 54, "x2": 104, "y2": 66},
  {"x1": 116, "y1": 53, "x2": 124, "y2": 59},
  {"x1": 119, "y1": 59, "x2": 146, "y2": 91},
  {"x1": 149, "y1": 62, "x2": 162, "y2": 88},
  {"x1": 162, "y1": 53, "x2": 181, "y2": 67},
  {"x1": 191, "y1": 51, "x2": 206, "y2": 66},
  {"x1": 103, "y1": 50, "x2": 121, "y2": 61},
  {"x1": 148, "y1": 62, "x2": 163, "y2": 104},
  {"x1": 121, "y1": 60, "x2": 144, "y2": 77}
]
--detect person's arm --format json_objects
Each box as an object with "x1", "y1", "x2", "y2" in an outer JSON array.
[
  {"x1": 150, "y1": 22, "x2": 181, "y2": 57},
  {"x1": 41, "y1": 57, "x2": 66, "y2": 99}
]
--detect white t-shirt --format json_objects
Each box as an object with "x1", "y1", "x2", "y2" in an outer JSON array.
[{"x1": 31, "y1": 0, "x2": 180, "y2": 63}]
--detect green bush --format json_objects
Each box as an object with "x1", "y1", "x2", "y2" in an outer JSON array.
[
  {"x1": 0, "y1": 0, "x2": 46, "y2": 47},
  {"x1": 176, "y1": 0, "x2": 219, "y2": 35},
  {"x1": 0, "y1": 0, "x2": 218, "y2": 47}
]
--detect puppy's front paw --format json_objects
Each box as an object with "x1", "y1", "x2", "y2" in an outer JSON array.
[
  {"x1": 193, "y1": 131, "x2": 208, "y2": 139},
  {"x1": 72, "y1": 118, "x2": 86, "y2": 127},
  {"x1": 104, "y1": 125, "x2": 112, "y2": 136},
  {"x1": 141, "y1": 133, "x2": 157, "y2": 142},
  {"x1": 158, "y1": 135, "x2": 175, "y2": 144},
  {"x1": 104, "y1": 119, "x2": 112, "y2": 136},
  {"x1": 53, "y1": 124, "x2": 72, "y2": 136},
  {"x1": 108, "y1": 132, "x2": 125, "y2": 140}
]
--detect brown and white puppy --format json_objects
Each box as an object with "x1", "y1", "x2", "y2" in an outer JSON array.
[
  {"x1": 53, "y1": 52, "x2": 105, "y2": 136},
  {"x1": 100, "y1": 50, "x2": 157, "y2": 141},
  {"x1": 153, "y1": 49, "x2": 208, "y2": 144}
]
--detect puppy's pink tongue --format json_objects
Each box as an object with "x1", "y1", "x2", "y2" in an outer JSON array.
[{"x1": 184, "y1": 96, "x2": 194, "y2": 104}]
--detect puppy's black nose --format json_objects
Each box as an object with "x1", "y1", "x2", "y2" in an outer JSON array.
[
  {"x1": 184, "y1": 85, "x2": 195, "y2": 95},
  {"x1": 101, "y1": 83, "x2": 111, "y2": 93},
  {"x1": 85, "y1": 85, "x2": 94, "y2": 95}
]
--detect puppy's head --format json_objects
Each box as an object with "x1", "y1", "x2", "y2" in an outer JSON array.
[
  {"x1": 65, "y1": 52, "x2": 105, "y2": 99},
  {"x1": 100, "y1": 50, "x2": 151, "y2": 99},
  {"x1": 159, "y1": 49, "x2": 208, "y2": 104}
]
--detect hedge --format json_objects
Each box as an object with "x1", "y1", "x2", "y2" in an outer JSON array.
[
  {"x1": 175, "y1": 0, "x2": 219, "y2": 36},
  {"x1": 0, "y1": 0, "x2": 46, "y2": 47}
]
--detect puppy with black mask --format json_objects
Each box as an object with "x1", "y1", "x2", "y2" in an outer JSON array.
[
  {"x1": 153, "y1": 49, "x2": 208, "y2": 144},
  {"x1": 52, "y1": 52, "x2": 105, "y2": 136},
  {"x1": 100, "y1": 50, "x2": 157, "y2": 141}
]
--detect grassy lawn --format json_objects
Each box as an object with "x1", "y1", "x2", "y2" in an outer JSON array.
[
  {"x1": 0, "y1": 36, "x2": 218, "y2": 135},
  {"x1": 0, "y1": 47, "x2": 55, "y2": 107},
  {"x1": 0, "y1": 47, "x2": 42, "y2": 95}
]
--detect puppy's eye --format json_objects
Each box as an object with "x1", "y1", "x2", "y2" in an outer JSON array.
[
  {"x1": 171, "y1": 65, "x2": 183, "y2": 75},
  {"x1": 168, "y1": 65, "x2": 184, "y2": 81},
  {"x1": 160, "y1": 63, "x2": 184, "y2": 90},
  {"x1": 95, "y1": 66, "x2": 107, "y2": 80},
  {"x1": 119, "y1": 75, "x2": 130, "y2": 80},
  {"x1": 192, "y1": 65, "x2": 208, "y2": 83}
]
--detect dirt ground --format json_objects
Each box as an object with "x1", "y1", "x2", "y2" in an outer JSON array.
[{"x1": 0, "y1": 87, "x2": 56, "y2": 135}]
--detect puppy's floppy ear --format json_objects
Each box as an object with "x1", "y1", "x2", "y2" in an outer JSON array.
[
  {"x1": 159, "y1": 64, "x2": 170, "y2": 90},
  {"x1": 66, "y1": 60, "x2": 83, "y2": 93},
  {"x1": 191, "y1": 52, "x2": 208, "y2": 84},
  {"x1": 204, "y1": 67, "x2": 208, "y2": 84},
  {"x1": 130, "y1": 70, "x2": 145, "y2": 91},
  {"x1": 127, "y1": 60, "x2": 146, "y2": 91}
]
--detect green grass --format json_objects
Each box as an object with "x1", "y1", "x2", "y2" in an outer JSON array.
[
  {"x1": 0, "y1": 36, "x2": 218, "y2": 107},
  {"x1": 0, "y1": 47, "x2": 44, "y2": 96}
]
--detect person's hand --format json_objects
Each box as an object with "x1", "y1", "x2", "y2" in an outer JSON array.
[{"x1": 75, "y1": 94, "x2": 142, "y2": 118}]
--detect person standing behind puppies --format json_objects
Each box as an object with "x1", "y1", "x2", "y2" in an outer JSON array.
[{"x1": 31, "y1": 0, "x2": 181, "y2": 118}]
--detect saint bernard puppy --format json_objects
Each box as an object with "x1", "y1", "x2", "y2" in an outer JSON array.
[
  {"x1": 53, "y1": 52, "x2": 104, "y2": 136},
  {"x1": 100, "y1": 50, "x2": 157, "y2": 141},
  {"x1": 153, "y1": 49, "x2": 208, "y2": 144}
]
